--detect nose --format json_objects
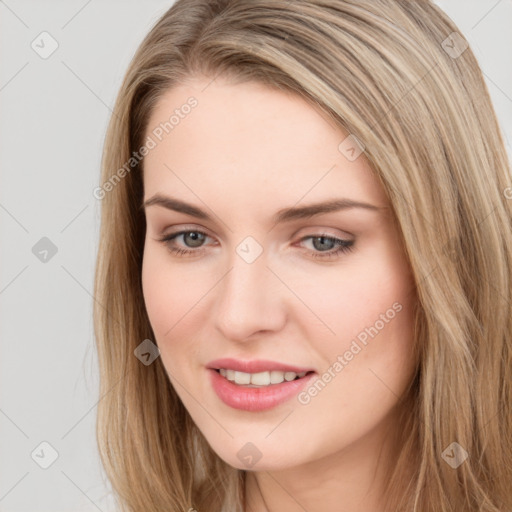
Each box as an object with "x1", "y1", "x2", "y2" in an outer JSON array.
[{"x1": 213, "y1": 248, "x2": 287, "y2": 342}]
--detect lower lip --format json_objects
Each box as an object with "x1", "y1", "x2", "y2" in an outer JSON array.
[{"x1": 208, "y1": 368, "x2": 317, "y2": 412}]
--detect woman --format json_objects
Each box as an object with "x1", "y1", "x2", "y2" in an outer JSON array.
[{"x1": 93, "y1": 1, "x2": 512, "y2": 511}]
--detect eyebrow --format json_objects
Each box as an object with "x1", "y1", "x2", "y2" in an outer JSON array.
[{"x1": 142, "y1": 194, "x2": 386, "y2": 224}]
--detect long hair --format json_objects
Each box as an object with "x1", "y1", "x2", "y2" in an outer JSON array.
[{"x1": 93, "y1": 1, "x2": 512, "y2": 510}]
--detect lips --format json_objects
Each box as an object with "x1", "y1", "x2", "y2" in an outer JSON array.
[
  {"x1": 207, "y1": 357, "x2": 314, "y2": 374},
  {"x1": 206, "y1": 357, "x2": 317, "y2": 411},
  {"x1": 208, "y1": 367, "x2": 317, "y2": 412}
]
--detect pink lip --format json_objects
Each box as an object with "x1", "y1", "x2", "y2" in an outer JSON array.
[
  {"x1": 208, "y1": 368, "x2": 317, "y2": 412},
  {"x1": 206, "y1": 358, "x2": 314, "y2": 374}
]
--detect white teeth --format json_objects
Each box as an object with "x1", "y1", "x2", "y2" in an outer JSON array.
[
  {"x1": 270, "y1": 370, "x2": 285, "y2": 384},
  {"x1": 234, "y1": 371, "x2": 251, "y2": 385},
  {"x1": 251, "y1": 371, "x2": 271, "y2": 386},
  {"x1": 218, "y1": 369, "x2": 308, "y2": 386}
]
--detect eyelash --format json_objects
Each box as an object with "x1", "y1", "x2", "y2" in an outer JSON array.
[{"x1": 157, "y1": 230, "x2": 355, "y2": 260}]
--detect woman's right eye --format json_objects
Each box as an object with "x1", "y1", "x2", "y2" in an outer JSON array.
[{"x1": 158, "y1": 230, "x2": 212, "y2": 256}]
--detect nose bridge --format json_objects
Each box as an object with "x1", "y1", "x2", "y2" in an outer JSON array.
[{"x1": 214, "y1": 241, "x2": 284, "y2": 340}]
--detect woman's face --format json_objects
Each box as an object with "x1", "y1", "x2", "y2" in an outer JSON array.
[{"x1": 141, "y1": 76, "x2": 417, "y2": 472}]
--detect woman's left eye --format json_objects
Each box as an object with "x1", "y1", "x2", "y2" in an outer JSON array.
[
  {"x1": 299, "y1": 235, "x2": 355, "y2": 259},
  {"x1": 157, "y1": 230, "x2": 354, "y2": 259}
]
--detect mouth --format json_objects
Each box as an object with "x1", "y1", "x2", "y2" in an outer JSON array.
[{"x1": 208, "y1": 367, "x2": 318, "y2": 412}]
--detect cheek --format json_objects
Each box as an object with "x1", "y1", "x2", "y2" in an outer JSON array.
[
  {"x1": 296, "y1": 244, "x2": 416, "y2": 378},
  {"x1": 290, "y1": 263, "x2": 409, "y2": 339},
  {"x1": 296, "y1": 270, "x2": 416, "y2": 445},
  {"x1": 141, "y1": 247, "x2": 197, "y2": 342},
  {"x1": 142, "y1": 250, "x2": 173, "y2": 336},
  {"x1": 141, "y1": 249, "x2": 200, "y2": 389},
  {"x1": 141, "y1": 245, "x2": 218, "y2": 373}
]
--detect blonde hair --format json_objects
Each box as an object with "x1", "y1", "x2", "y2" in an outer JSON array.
[{"x1": 93, "y1": 1, "x2": 512, "y2": 511}]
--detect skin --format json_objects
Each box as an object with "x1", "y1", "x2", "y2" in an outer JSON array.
[{"x1": 141, "y1": 76, "x2": 418, "y2": 512}]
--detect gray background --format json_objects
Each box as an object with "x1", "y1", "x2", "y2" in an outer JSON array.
[{"x1": 1, "y1": 1, "x2": 511, "y2": 511}]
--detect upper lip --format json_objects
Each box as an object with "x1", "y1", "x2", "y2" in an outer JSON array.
[{"x1": 207, "y1": 358, "x2": 315, "y2": 374}]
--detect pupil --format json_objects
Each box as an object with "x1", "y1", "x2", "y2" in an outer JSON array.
[
  {"x1": 313, "y1": 236, "x2": 334, "y2": 251},
  {"x1": 185, "y1": 232, "x2": 205, "y2": 247}
]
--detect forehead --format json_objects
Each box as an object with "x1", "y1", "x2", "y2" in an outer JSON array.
[{"x1": 142, "y1": 77, "x2": 388, "y2": 209}]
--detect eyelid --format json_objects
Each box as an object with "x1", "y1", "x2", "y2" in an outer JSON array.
[
  {"x1": 160, "y1": 224, "x2": 215, "y2": 238},
  {"x1": 293, "y1": 224, "x2": 354, "y2": 239}
]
